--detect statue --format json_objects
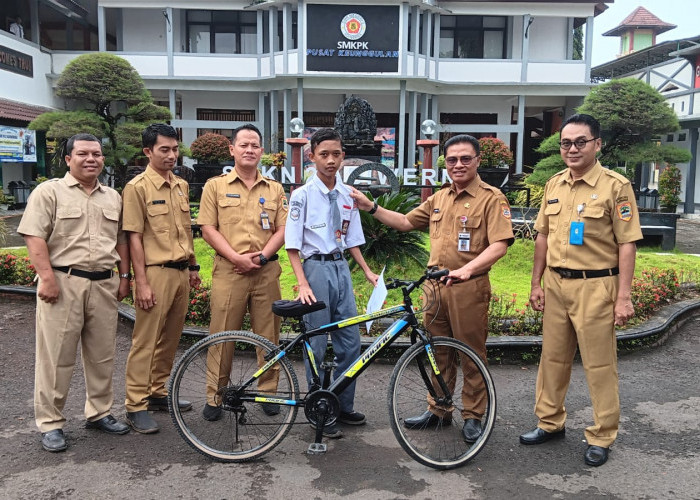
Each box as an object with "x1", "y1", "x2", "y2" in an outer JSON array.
[{"x1": 334, "y1": 96, "x2": 377, "y2": 145}]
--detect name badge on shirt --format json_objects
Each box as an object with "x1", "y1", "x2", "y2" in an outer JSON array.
[
  {"x1": 261, "y1": 212, "x2": 270, "y2": 230},
  {"x1": 458, "y1": 216, "x2": 470, "y2": 252},
  {"x1": 569, "y1": 221, "x2": 584, "y2": 245},
  {"x1": 151, "y1": 200, "x2": 166, "y2": 205},
  {"x1": 341, "y1": 220, "x2": 350, "y2": 235}
]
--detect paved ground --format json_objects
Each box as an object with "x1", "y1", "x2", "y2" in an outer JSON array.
[{"x1": 0, "y1": 295, "x2": 699, "y2": 499}]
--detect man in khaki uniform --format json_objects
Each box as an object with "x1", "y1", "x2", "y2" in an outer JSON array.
[
  {"x1": 519, "y1": 114, "x2": 642, "y2": 467},
  {"x1": 122, "y1": 124, "x2": 201, "y2": 433},
  {"x1": 197, "y1": 123, "x2": 287, "y2": 421},
  {"x1": 19, "y1": 133, "x2": 132, "y2": 452},
  {"x1": 351, "y1": 134, "x2": 514, "y2": 443}
]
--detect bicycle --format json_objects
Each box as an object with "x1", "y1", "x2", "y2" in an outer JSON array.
[{"x1": 168, "y1": 268, "x2": 496, "y2": 470}]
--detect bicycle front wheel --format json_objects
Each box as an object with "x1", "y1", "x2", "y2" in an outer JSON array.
[
  {"x1": 388, "y1": 336, "x2": 496, "y2": 470},
  {"x1": 169, "y1": 330, "x2": 299, "y2": 462}
]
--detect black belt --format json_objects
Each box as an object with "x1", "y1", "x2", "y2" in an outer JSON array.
[
  {"x1": 550, "y1": 267, "x2": 619, "y2": 279},
  {"x1": 148, "y1": 260, "x2": 189, "y2": 270},
  {"x1": 53, "y1": 267, "x2": 114, "y2": 281},
  {"x1": 306, "y1": 252, "x2": 344, "y2": 262}
]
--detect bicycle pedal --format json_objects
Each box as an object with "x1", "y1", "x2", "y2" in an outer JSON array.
[{"x1": 307, "y1": 442, "x2": 327, "y2": 455}]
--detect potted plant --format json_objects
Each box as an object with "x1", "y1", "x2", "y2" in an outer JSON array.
[
  {"x1": 477, "y1": 137, "x2": 513, "y2": 188},
  {"x1": 658, "y1": 163, "x2": 682, "y2": 213}
]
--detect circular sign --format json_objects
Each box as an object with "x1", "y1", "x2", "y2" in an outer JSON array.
[{"x1": 341, "y1": 13, "x2": 366, "y2": 41}]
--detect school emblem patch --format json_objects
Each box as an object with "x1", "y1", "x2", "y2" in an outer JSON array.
[
  {"x1": 290, "y1": 207, "x2": 300, "y2": 221},
  {"x1": 502, "y1": 207, "x2": 511, "y2": 219},
  {"x1": 616, "y1": 202, "x2": 632, "y2": 221}
]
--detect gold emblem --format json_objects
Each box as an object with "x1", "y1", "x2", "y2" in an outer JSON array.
[{"x1": 464, "y1": 203, "x2": 470, "y2": 208}]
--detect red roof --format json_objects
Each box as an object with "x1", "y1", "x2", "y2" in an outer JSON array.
[
  {"x1": 0, "y1": 98, "x2": 53, "y2": 123},
  {"x1": 603, "y1": 6, "x2": 677, "y2": 37}
]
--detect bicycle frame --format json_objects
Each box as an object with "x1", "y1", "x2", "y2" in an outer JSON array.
[{"x1": 237, "y1": 297, "x2": 440, "y2": 410}]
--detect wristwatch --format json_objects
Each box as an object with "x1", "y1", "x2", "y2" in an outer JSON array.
[
  {"x1": 259, "y1": 254, "x2": 268, "y2": 266},
  {"x1": 368, "y1": 201, "x2": 379, "y2": 215},
  {"x1": 189, "y1": 264, "x2": 200, "y2": 272},
  {"x1": 119, "y1": 272, "x2": 132, "y2": 280}
]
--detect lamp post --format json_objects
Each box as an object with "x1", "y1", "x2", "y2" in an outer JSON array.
[
  {"x1": 285, "y1": 117, "x2": 308, "y2": 192},
  {"x1": 417, "y1": 119, "x2": 439, "y2": 202}
]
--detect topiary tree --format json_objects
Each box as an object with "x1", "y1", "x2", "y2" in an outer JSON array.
[
  {"x1": 29, "y1": 53, "x2": 171, "y2": 186},
  {"x1": 190, "y1": 133, "x2": 231, "y2": 164},
  {"x1": 658, "y1": 164, "x2": 682, "y2": 213}
]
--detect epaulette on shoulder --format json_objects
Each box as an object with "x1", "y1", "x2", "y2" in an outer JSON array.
[{"x1": 602, "y1": 167, "x2": 630, "y2": 184}]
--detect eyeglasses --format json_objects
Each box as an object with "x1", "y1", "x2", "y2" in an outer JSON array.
[
  {"x1": 559, "y1": 138, "x2": 598, "y2": 150},
  {"x1": 444, "y1": 155, "x2": 479, "y2": 167}
]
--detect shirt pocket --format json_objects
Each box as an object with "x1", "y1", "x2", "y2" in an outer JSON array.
[
  {"x1": 100, "y1": 207, "x2": 120, "y2": 242},
  {"x1": 581, "y1": 205, "x2": 606, "y2": 237},
  {"x1": 430, "y1": 211, "x2": 444, "y2": 238},
  {"x1": 463, "y1": 215, "x2": 484, "y2": 251},
  {"x1": 543, "y1": 203, "x2": 562, "y2": 233},
  {"x1": 263, "y1": 200, "x2": 277, "y2": 231},
  {"x1": 56, "y1": 206, "x2": 83, "y2": 236},
  {"x1": 218, "y1": 197, "x2": 242, "y2": 224},
  {"x1": 146, "y1": 203, "x2": 170, "y2": 232},
  {"x1": 180, "y1": 200, "x2": 192, "y2": 229}
]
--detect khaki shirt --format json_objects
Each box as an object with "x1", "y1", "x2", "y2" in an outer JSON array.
[
  {"x1": 122, "y1": 166, "x2": 194, "y2": 266},
  {"x1": 406, "y1": 175, "x2": 515, "y2": 271},
  {"x1": 534, "y1": 161, "x2": 643, "y2": 269},
  {"x1": 197, "y1": 169, "x2": 288, "y2": 254},
  {"x1": 17, "y1": 173, "x2": 126, "y2": 270}
]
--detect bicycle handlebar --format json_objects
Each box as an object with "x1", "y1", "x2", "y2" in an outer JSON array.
[{"x1": 386, "y1": 268, "x2": 450, "y2": 290}]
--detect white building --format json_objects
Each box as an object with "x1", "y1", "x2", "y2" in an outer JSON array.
[{"x1": 0, "y1": 0, "x2": 611, "y2": 184}]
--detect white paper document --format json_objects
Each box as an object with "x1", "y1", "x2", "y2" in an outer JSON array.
[{"x1": 365, "y1": 267, "x2": 387, "y2": 334}]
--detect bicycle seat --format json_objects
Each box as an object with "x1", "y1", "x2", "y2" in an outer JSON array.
[{"x1": 272, "y1": 299, "x2": 326, "y2": 318}]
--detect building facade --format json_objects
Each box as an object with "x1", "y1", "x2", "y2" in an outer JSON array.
[{"x1": 1, "y1": 0, "x2": 611, "y2": 183}]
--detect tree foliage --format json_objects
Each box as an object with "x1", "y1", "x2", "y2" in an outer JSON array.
[
  {"x1": 576, "y1": 78, "x2": 682, "y2": 165},
  {"x1": 190, "y1": 133, "x2": 231, "y2": 164},
  {"x1": 29, "y1": 53, "x2": 171, "y2": 186}
]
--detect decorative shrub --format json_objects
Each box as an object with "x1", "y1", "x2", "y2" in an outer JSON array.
[
  {"x1": 631, "y1": 268, "x2": 680, "y2": 319},
  {"x1": 260, "y1": 152, "x2": 287, "y2": 168},
  {"x1": 0, "y1": 253, "x2": 37, "y2": 286},
  {"x1": 190, "y1": 133, "x2": 231, "y2": 164},
  {"x1": 478, "y1": 137, "x2": 514, "y2": 168},
  {"x1": 658, "y1": 164, "x2": 682, "y2": 213},
  {"x1": 186, "y1": 285, "x2": 211, "y2": 326}
]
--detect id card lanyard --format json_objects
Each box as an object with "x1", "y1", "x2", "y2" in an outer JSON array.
[
  {"x1": 569, "y1": 203, "x2": 585, "y2": 245},
  {"x1": 259, "y1": 197, "x2": 270, "y2": 230},
  {"x1": 458, "y1": 216, "x2": 470, "y2": 252}
]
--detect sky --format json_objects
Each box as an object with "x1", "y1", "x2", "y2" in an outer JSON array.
[{"x1": 591, "y1": 0, "x2": 699, "y2": 67}]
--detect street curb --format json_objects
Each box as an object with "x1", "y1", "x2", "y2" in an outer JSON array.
[{"x1": 3, "y1": 284, "x2": 699, "y2": 352}]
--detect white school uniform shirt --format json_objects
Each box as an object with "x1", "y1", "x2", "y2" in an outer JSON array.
[{"x1": 285, "y1": 172, "x2": 365, "y2": 259}]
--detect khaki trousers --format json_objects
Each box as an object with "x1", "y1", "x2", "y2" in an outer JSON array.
[
  {"x1": 205, "y1": 255, "x2": 281, "y2": 405},
  {"x1": 125, "y1": 266, "x2": 189, "y2": 411},
  {"x1": 34, "y1": 272, "x2": 119, "y2": 432},
  {"x1": 534, "y1": 268, "x2": 620, "y2": 447},
  {"x1": 424, "y1": 275, "x2": 491, "y2": 420}
]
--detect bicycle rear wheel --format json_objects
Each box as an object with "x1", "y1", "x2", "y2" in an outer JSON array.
[
  {"x1": 388, "y1": 336, "x2": 496, "y2": 470},
  {"x1": 169, "y1": 330, "x2": 299, "y2": 462}
]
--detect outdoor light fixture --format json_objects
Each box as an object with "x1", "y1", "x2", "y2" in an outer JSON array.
[
  {"x1": 420, "y1": 119, "x2": 437, "y2": 139},
  {"x1": 290, "y1": 117, "x2": 305, "y2": 137}
]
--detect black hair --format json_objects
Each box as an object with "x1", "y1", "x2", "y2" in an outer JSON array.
[
  {"x1": 66, "y1": 133, "x2": 101, "y2": 156},
  {"x1": 232, "y1": 123, "x2": 263, "y2": 144},
  {"x1": 561, "y1": 113, "x2": 601, "y2": 139},
  {"x1": 142, "y1": 123, "x2": 178, "y2": 149},
  {"x1": 444, "y1": 134, "x2": 480, "y2": 157},
  {"x1": 309, "y1": 127, "x2": 344, "y2": 153}
]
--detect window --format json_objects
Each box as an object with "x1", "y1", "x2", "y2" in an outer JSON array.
[
  {"x1": 407, "y1": 12, "x2": 425, "y2": 54},
  {"x1": 186, "y1": 10, "x2": 257, "y2": 54},
  {"x1": 262, "y1": 10, "x2": 298, "y2": 52},
  {"x1": 439, "y1": 15, "x2": 506, "y2": 59},
  {"x1": 197, "y1": 109, "x2": 255, "y2": 121},
  {"x1": 678, "y1": 133, "x2": 687, "y2": 142}
]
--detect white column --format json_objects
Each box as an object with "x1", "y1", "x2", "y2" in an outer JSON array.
[
  {"x1": 98, "y1": 6, "x2": 106, "y2": 52},
  {"x1": 398, "y1": 81, "x2": 407, "y2": 176}
]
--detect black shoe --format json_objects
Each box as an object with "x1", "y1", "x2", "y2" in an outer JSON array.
[
  {"x1": 584, "y1": 445, "x2": 609, "y2": 467},
  {"x1": 126, "y1": 410, "x2": 159, "y2": 434},
  {"x1": 262, "y1": 403, "x2": 280, "y2": 416},
  {"x1": 309, "y1": 421, "x2": 343, "y2": 439},
  {"x1": 147, "y1": 396, "x2": 192, "y2": 412},
  {"x1": 338, "y1": 410, "x2": 366, "y2": 426},
  {"x1": 41, "y1": 429, "x2": 67, "y2": 452},
  {"x1": 519, "y1": 426, "x2": 565, "y2": 445},
  {"x1": 202, "y1": 404, "x2": 222, "y2": 421},
  {"x1": 85, "y1": 414, "x2": 130, "y2": 435},
  {"x1": 462, "y1": 418, "x2": 482, "y2": 443},
  {"x1": 403, "y1": 410, "x2": 451, "y2": 430}
]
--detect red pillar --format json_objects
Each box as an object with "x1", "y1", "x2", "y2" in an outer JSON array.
[
  {"x1": 416, "y1": 139, "x2": 439, "y2": 202},
  {"x1": 285, "y1": 137, "x2": 308, "y2": 193}
]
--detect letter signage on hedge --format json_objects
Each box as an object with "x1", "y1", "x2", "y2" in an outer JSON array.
[{"x1": 306, "y1": 5, "x2": 399, "y2": 72}]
